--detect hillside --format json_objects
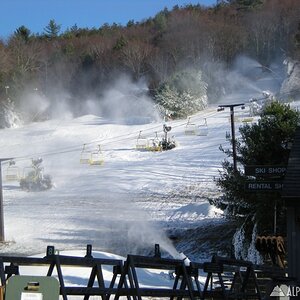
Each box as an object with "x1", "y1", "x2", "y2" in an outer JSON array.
[
  {"x1": 0, "y1": 103, "x2": 247, "y2": 260},
  {"x1": 1, "y1": 0, "x2": 299, "y2": 126}
]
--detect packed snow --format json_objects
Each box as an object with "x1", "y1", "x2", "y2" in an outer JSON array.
[
  {"x1": 0, "y1": 103, "x2": 258, "y2": 298},
  {"x1": 0, "y1": 105, "x2": 237, "y2": 257}
]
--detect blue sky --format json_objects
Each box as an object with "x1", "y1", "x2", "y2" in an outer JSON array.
[{"x1": 1, "y1": 0, "x2": 216, "y2": 39}]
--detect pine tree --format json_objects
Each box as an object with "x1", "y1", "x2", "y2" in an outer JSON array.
[
  {"x1": 155, "y1": 69, "x2": 207, "y2": 118},
  {"x1": 14, "y1": 25, "x2": 31, "y2": 42},
  {"x1": 212, "y1": 101, "x2": 299, "y2": 236},
  {"x1": 44, "y1": 19, "x2": 61, "y2": 39}
]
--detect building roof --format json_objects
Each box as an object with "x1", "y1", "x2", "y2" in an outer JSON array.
[{"x1": 282, "y1": 126, "x2": 300, "y2": 199}]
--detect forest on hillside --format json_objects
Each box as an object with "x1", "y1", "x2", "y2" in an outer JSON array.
[{"x1": 0, "y1": 0, "x2": 299, "y2": 125}]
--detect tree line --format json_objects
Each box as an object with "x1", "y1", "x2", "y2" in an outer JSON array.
[{"x1": 0, "y1": 0, "x2": 299, "y2": 119}]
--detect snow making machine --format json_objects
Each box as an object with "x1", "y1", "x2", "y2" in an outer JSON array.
[
  {"x1": 160, "y1": 124, "x2": 177, "y2": 150},
  {"x1": 20, "y1": 158, "x2": 53, "y2": 191},
  {"x1": 184, "y1": 117, "x2": 208, "y2": 136}
]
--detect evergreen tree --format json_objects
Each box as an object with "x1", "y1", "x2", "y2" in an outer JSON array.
[
  {"x1": 154, "y1": 84, "x2": 179, "y2": 117},
  {"x1": 14, "y1": 25, "x2": 31, "y2": 42},
  {"x1": 44, "y1": 19, "x2": 61, "y2": 39},
  {"x1": 212, "y1": 101, "x2": 299, "y2": 235},
  {"x1": 155, "y1": 69, "x2": 207, "y2": 118}
]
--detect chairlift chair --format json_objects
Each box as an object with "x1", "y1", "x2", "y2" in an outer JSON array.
[
  {"x1": 197, "y1": 118, "x2": 208, "y2": 136},
  {"x1": 147, "y1": 132, "x2": 162, "y2": 152},
  {"x1": 228, "y1": 116, "x2": 241, "y2": 123},
  {"x1": 239, "y1": 105, "x2": 254, "y2": 123},
  {"x1": 136, "y1": 131, "x2": 149, "y2": 150},
  {"x1": 241, "y1": 117, "x2": 254, "y2": 123},
  {"x1": 185, "y1": 117, "x2": 198, "y2": 135},
  {"x1": 89, "y1": 145, "x2": 104, "y2": 165},
  {"x1": 5, "y1": 160, "x2": 20, "y2": 181},
  {"x1": 185, "y1": 117, "x2": 208, "y2": 136},
  {"x1": 22, "y1": 165, "x2": 38, "y2": 181},
  {"x1": 80, "y1": 144, "x2": 92, "y2": 164}
]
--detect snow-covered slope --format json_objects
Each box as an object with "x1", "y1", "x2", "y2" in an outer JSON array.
[{"x1": 0, "y1": 105, "x2": 249, "y2": 259}]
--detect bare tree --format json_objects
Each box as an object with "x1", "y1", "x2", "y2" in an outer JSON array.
[{"x1": 121, "y1": 40, "x2": 154, "y2": 79}]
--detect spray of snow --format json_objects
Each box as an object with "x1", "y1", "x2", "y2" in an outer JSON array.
[
  {"x1": 246, "y1": 223, "x2": 263, "y2": 264},
  {"x1": 0, "y1": 98, "x2": 22, "y2": 128},
  {"x1": 19, "y1": 89, "x2": 50, "y2": 122},
  {"x1": 91, "y1": 76, "x2": 160, "y2": 123},
  {"x1": 233, "y1": 225, "x2": 247, "y2": 260},
  {"x1": 233, "y1": 223, "x2": 262, "y2": 264},
  {"x1": 16, "y1": 75, "x2": 160, "y2": 125},
  {"x1": 208, "y1": 55, "x2": 283, "y2": 105}
]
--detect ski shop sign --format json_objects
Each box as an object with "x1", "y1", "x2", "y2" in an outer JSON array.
[
  {"x1": 245, "y1": 181, "x2": 283, "y2": 192},
  {"x1": 245, "y1": 165, "x2": 287, "y2": 177},
  {"x1": 244, "y1": 165, "x2": 286, "y2": 192}
]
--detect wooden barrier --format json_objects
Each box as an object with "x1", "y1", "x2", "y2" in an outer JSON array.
[
  {"x1": 0, "y1": 286, "x2": 3, "y2": 300},
  {"x1": 0, "y1": 246, "x2": 293, "y2": 300},
  {"x1": 114, "y1": 254, "x2": 202, "y2": 300},
  {"x1": 0, "y1": 249, "x2": 123, "y2": 300}
]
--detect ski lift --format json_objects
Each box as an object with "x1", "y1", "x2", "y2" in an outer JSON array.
[
  {"x1": 242, "y1": 117, "x2": 254, "y2": 123},
  {"x1": 136, "y1": 131, "x2": 162, "y2": 151},
  {"x1": 136, "y1": 131, "x2": 149, "y2": 150},
  {"x1": 5, "y1": 160, "x2": 20, "y2": 181},
  {"x1": 22, "y1": 162, "x2": 38, "y2": 181},
  {"x1": 147, "y1": 132, "x2": 162, "y2": 152},
  {"x1": 197, "y1": 118, "x2": 208, "y2": 136},
  {"x1": 89, "y1": 145, "x2": 104, "y2": 165},
  {"x1": 185, "y1": 117, "x2": 208, "y2": 136},
  {"x1": 80, "y1": 144, "x2": 92, "y2": 164},
  {"x1": 184, "y1": 117, "x2": 198, "y2": 135},
  {"x1": 228, "y1": 116, "x2": 241, "y2": 123}
]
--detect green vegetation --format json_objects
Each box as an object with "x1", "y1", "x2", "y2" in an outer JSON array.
[
  {"x1": 155, "y1": 69, "x2": 207, "y2": 118},
  {"x1": 0, "y1": 0, "x2": 299, "y2": 121},
  {"x1": 213, "y1": 101, "x2": 300, "y2": 236}
]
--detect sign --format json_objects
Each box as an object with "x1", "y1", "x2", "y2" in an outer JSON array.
[
  {"x1": 245, "y1": 165, "x2": 287, "y2": 177},
  {"x1": 21, "y1": 293, "x2": 43, "y2": 300},
  {"x1": 245, "y1": 181, "x2": 283, "y2": 192}
]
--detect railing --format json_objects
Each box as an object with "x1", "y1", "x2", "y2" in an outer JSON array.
[{"x1": 0, "y1": 245, "x2": 292, "y2": 300}]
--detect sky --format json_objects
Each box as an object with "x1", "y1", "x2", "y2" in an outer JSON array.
[{"x1": 1, "y1": 0, "x2": 216, "y2": 39}]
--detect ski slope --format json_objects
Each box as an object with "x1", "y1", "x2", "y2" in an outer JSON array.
[{"x1": 0, "y1": 105, "x2": 251, "y2": 259}]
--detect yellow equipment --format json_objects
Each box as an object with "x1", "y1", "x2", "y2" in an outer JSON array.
[
  {"x1": 136, "y1": 131, "x2": 162, "y2": 151},
  {"x1": 80, "y1": 144, "x2": 92, "y2": 164},
  {"x1": 80, "y1": 144, "x2": 104, "y2": 165},
  {"x1": 185, "y1": 117, "x2": 208, "y2": 136},
  {"x1": 5, "y1": 160, "x2": 20, "y2": 181},
  {"x1": 89, "y1": 145, "x2": 104, "y2": 165}
]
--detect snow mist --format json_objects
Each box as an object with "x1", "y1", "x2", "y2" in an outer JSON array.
[{"x1": 209, "y1": 55, "x2": 284, "y2": 105}]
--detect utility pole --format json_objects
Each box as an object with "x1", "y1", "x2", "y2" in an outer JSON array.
[
  {"x1": 0, "y1": 158, "x2": 13, "y2": 242},
  {"x1": 218, "y1": 103, "x2": 245, "y2": 172},
  {"x1": 4, "y1": 86, "x2": 9, "y2": 96}
]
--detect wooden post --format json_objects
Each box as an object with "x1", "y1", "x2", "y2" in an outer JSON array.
[
  {"x1": 218, "y1": 104, "x2": 244, "y2": 172},
  {"x1": 282, "y1": 127, "x2": 300, "y2": 282},
  {"x1": 0, "y1": 163, "x2": 4, "y2": 242},
  {"x1": 286, "y1": 203, "x2": 300, "y2": 280},
  {"x1": 0, "y1": 158, "x2": 12, "y2": 242}
]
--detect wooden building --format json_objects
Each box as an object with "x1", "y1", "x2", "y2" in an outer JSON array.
[{"x1": 282, "y1": 127, "x2": 300, "y2": 282}]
